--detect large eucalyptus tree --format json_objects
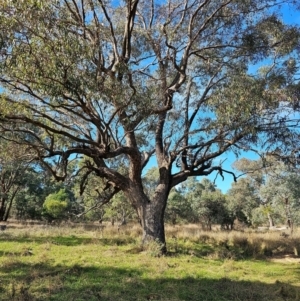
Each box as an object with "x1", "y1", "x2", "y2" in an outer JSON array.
[{"x1": 0, "y1": 0, "x2": 300, "y2": 252}]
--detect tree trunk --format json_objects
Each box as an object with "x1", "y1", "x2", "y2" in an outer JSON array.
[
  {"x1": 120, "y1": 208, "x2": 127, "y2": 225},
  {"x1": 139, "y1": 199, "x2": 167, "y2": 254},
  {"x1": 284, "y1": 198, "x2": 293, "y2": 233},
  {"x1": 0, "y1": 198, "x2": 6, "y2": 221},
  {"x1": 128, "y1": 186, "x2": 168, "y2": 254},
  {"x1": 125, "y1": 162, "x2": 170, "y2": 254},
  {"x1": 267, "y1": 212, "x2": 275, "y2": 228},
  {"x1": 3, "y1": 194, "x2": 16, "y2": 221}
]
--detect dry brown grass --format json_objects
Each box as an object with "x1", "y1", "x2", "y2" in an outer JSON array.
[
  {"x1": 166, "y1": 224, "x2": 300, "y2": 259},
  {"x1": 3, "y1": 221, "x2": 299, "y2": 260}
]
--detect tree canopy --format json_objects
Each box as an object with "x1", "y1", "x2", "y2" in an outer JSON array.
[{"x1": 0, "y1": 0, "x2": 300, "y2": 252}]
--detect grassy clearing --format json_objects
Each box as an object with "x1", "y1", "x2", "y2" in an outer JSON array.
[{"x1": 0, "y1": 223, "x2": 299, "y2": 301}]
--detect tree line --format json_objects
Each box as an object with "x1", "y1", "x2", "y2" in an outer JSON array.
[{"x1": 1, "y1": 141, "x2": 299, "y2": 231}]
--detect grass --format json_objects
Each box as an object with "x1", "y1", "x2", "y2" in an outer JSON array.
[{"x1": 0, "y1": 223, "x2": 300, "y2": 301}]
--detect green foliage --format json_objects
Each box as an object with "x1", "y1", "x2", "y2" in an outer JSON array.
[
  {"x1": 0, "y1": 137, "x2": 37, "y2": 221},
  {"x1": 13, "y1": 169, "x2": 45, "y2": 220},
  {"x1": 72, "y1": 166, "x2": 107, "y2": 222},
  {"x1": 227, "y1": 178, "x2": 260, "y2": 225},
  {"x1": 104, "y1": 192, "x2": 136, "y2": 225},
  {"x1": 43, "y1": 189, "x2": 70, "y2": 221},
  {"x1": 165, "y1": 189, "x2": 192, "y2": 225},
  {"x1": 184, "y1": 179, "x2": 233, "y2": 229},
  {"x1": 143, "y1": 167, "x2": 160, "y2": 199},
  {"x1": 73, "y1": 159, "x2": 136, "y2": 223},
  {"x1": 194, "y1": 190, "x2": 229, "y2": 230},
  {"x1": 231, "y1": 157, "x2": 300, "y2": 227}
]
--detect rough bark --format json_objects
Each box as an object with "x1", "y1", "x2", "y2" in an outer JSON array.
[
  {"x1": 124, "y1": 173, "x2": 169, "y2": 254},
  {"x1": 139, "y1": 196, "x2": 167, "y2": 253}
]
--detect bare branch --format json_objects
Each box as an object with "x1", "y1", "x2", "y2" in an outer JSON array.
[{"x1": 76, "y1": 187, "x2": 120, "y2": 218}]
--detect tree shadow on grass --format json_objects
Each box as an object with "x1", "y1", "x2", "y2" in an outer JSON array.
[
  {"x1": 0, "y1": 233, "x2": 137, "y2": 247},
  {"x1": 1, "y1": 261, "x2": 299, "y2": 301},
  {"x1": 0, "y1": 250, "x2": 24, "y2": 257}
]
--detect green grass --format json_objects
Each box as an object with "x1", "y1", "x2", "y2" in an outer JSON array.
[{"x1": 0, "y1": 224, "x2": 300, "y2": 301}]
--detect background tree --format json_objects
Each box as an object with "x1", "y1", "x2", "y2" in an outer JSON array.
[
  {"x1": 259, "y1": 163, "x2": 300, "y2": 230},
  {"x1": 13, "y1": 169, "x2": 45, "y2": 221},
  {"x1": 73, "y1": 157, "x2": 136, "y2": 223},
  {"x1": 226, "y1": 178, "x2": 260, "y2": 226},
  {"x1": 142, "y1": 167, "x2": 160, "y2": 200},
  {"x1": 104, "y1": 192, "x2": 137, "y2": 226},
  {"x1": 182, "y1": 178, "x2": 205, "y2": 223},
  {"x1": 0, "y1": 0, "x2": 300, "y2": 252},
  {"x1": 187, "y1": 179, "x2": 229, "y2": 229},
  {"x1": 13, "y1": 165, "x2": 75, "y2": 221},
  {"x1": 231, "y1": 157, "x2": 278, "y2": 227},
  {"x1": 42, "y1": 188, "x2": 71, "y2": 222},
  {"x1": 73, "y1": 164, "x2": 108, "y2": 222},
  {"x1": 231, "y1": 157, "x2": 300, "y2": 228},
  {"x1": 0, "y1": 137, "x2": 36, "y2": 221},
  {"x1": 165, "y1": 189, "x2": 192, "y2": 225}
]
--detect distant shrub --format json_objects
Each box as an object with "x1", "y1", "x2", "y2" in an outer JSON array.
[{"x1": 43, "y1": 189, "x2": 70, "y2": 221}]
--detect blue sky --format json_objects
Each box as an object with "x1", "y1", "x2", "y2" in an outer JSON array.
[
  {"x1": 282, "y1": 3, "x2": 300, "y2": 24},
  {"x1": 207, "y1": 152, "x2": 258, "y2": 193}
]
